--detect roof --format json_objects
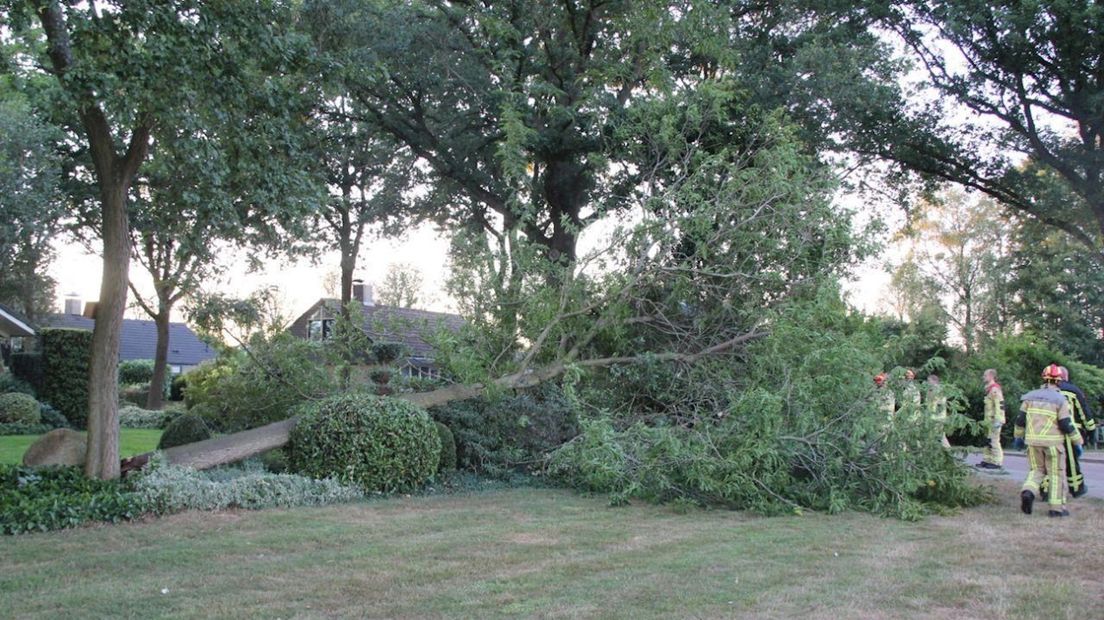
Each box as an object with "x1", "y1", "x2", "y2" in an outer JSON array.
[
  {"x1": 288, "y1": 300, "x2": 465, "y2": 361},
  {"x1": 0, "y1": 303, "x2": 36, "y2": 338},
  {"x1": 41, "y1": 314, "x2": 216, "y2": 366}
]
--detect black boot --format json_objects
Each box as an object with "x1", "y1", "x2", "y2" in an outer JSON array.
[
  {"x1": 1021, "y1": 490, "x2": 1035, "y2": 514},
  {"x1": 1047, "y1": 509, "x2": 1070, "y2": 518}
]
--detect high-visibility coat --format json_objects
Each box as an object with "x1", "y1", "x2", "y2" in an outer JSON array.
[
  {"x1": 984, "y1": 382, "x2": 1005, "y2": 430},
  {"x1": 1014, "y1": 385, "x2": 1081, "y2": 448}
]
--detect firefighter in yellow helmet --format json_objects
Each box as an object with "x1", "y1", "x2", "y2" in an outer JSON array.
[
  {"x1": 1056, "y1": 365, "x2": 1096, "y2": 497},
  {"x1": 1013, "y1": 364, "x2": 1084, "y2": 517},
  {"x1": 977, "y1": 368, "x2": 1005, "y2": 469}
]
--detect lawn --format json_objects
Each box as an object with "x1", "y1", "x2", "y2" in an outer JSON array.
[
  {"x1": 0, "y1": 429, "x2": 162, "y2": 465},
  {"x1": 2, "y1": 477, "x2": 1103, "y2": 619}
]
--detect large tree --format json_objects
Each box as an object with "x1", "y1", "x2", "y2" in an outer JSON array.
[
  {"x1": 0, "y1": 97, "x2": 62, "y2": 321},
  {"x1": 3, "y1": 0, "x2": 318, "y2": 478},
  {"x1": 836, "y1": 0, "x2": 1104, "y2": 260}
]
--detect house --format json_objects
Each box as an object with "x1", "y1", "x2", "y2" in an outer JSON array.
[
  {"x1": 39, "y1": 298, "x2": 216, "y2": 374},
  {"x1": 288, "y1": 281, "x2": 464, "y2": 378},
  {"x1": 0, "y1": 302, "x2": 37, "y2": 367}
]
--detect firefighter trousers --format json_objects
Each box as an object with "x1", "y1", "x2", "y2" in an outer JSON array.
[
  {"x1": 1023, "y1": 445, "x2": 1067, "y2": 508},
  {"x1": 983, "y1": 429, "x2": 1003, "y2": 466},
  {"x1": 1041, "y1": 434, "x2": 1086, "y2": 498}
]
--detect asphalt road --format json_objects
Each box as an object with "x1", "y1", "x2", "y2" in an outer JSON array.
[{"x1": 966, "y1": 451, "x2": 1104, "y2": 500}]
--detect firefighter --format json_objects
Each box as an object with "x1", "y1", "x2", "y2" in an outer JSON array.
[
  {"x1": 874, "y1": 373, "x2": 895, "y2": 421},
  {"x1": 926, "y1": 373, "x2": 949, "y2": 448},
  {"x1": 1056, "y1": 366, "x2": 1095, "y2": 497},
  {"x1": 901, "y1": 369, "x2": 922, "y2": 423},
  {"x1": 977, "y1": 368, "x2": 1005, "y2": 469},
  {"x1": 1013, "y1": 364, "x2": 1084, "y2": 517}
]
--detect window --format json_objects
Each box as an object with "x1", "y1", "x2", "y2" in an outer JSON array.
[{"x1": 308, "y1": 318, "x2": 335, "y2": 341}]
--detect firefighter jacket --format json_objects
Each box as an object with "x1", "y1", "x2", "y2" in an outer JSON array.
[
  {"x1": 1058, "y1": 380, "x2": 1098, "y2": 436},
  {"x1": 1013, "y1": 385, "x2": 1082, "y2": 448},
  {"x1": 983, "y1": 382, "x2": 1005, "y2": 429},
  {"x1": 901, "y1": 382, "x2": 922, "y2": 422}
]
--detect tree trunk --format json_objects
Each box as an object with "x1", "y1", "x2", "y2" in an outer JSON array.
[
  {"x1": 86, "y1": 183, "x2": 129, "y2": 480},
  {"x1": 146, "y1": 309, "x2": 171, "y2": 410}
]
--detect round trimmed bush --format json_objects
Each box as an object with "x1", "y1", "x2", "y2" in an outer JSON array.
[
  {"x1": 434, "y1": 421, "x2": 456, "y2": 472},
  {"x1": 0, "y1": 392, "x2": 41, "y2": 424},
  {"x1": 287, "y1": 393, "x2": 440, "y2": 492},
  {"x1": 158, "y1": 413, "x2": 213, "y2": 450}
]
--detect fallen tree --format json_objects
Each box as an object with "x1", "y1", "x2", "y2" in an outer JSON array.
[{"x1": 121, "y1": 329, "x2": 767, "y2": 473}]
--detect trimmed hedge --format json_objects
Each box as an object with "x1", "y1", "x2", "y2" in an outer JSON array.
[
  {"x1": 287, "y1": 393, "x2": 439, "y2": 493},
  {"x1": 119, "y1": 384, "x2": 149, "y2": 407},
  {"x1": 119, "y1": 405, "x2": 168, "y2": 429},
  {"x1": 0, "y1": 422, "x2": 53, "y2": 435},
  {"x1": 0, "y1": 393, "x2": 41, "y2": 424},
  {"x1": 157, "y1": 413, "x2": 212, "y2": 450},
  {"x1": 118, "y1": 359, "x2": 155, "y2": 385},
  {"x1": 40, "y1": 329, "x2": 92, "y2": 429}
]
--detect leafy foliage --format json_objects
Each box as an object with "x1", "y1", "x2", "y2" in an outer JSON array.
[
  {"x1": 132, "y1": 460, "x2": 363, "y2": 514},
  {"x1": 0, "y1": 465, "x2": 145, "y2": 535},
  {"x1": 0, "y1": 422, "x2": 53, "y2": 436},
  {"x1": 9, "y1": 353, "x2": 43, "y2": 395},
  {"x1": 118, "y1": 360, "x2": 156, "y2": 386},
  {"x1": 430, "y1": 384, "x2": 579, "y2": 475},
  {"x1": 119, "y1": 405, "x2": 170, "y2": 430},
  {"x1": 38, "y1": 404, "x2": 68, "y2": 429},
  {"x1": 157, "y1": 413, "x2": 212, "y2": 450},
  {"x1": 0, "y1": 392, "x2": 40, "y2": 424},
  {"x1": 550, "y1": 289, "x2": 988, "y2": 519},
  {"x1": 288, "y1": 394, "x2": 439, "y2": 493},
  {"x1": 39, "y1": 328, "x2": 92, "y2": 429},
  {"x1": 433, "y1": 422, "x2": 456, "y2": 473},
  {"x1": 184, "y1": 335, "x2": 337, "y2": 433},
  {"x1": 0, "y1": 372, "x2": 34, "y2": 396}
]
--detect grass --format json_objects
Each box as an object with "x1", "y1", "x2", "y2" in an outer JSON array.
[
  {"x1": 2, "y1": 476, "x2": 1103, "y2": 619},
  {"x1": 0, "y1": 429, "x2": 162, "y2": 465}
]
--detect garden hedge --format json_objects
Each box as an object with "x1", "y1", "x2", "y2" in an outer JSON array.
[{"x1": 40, "y1": 329, "x2": 92, "y2": 429}]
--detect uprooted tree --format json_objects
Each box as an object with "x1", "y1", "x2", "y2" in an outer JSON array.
[{"x1": 139, "y1": 104, "x2": 864, "y2": 471}]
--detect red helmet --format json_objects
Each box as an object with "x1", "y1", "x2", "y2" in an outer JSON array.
[
  {"x1": 874, "y1": 373, "x2": 887, "y2": 386},
  {"x1": 1042, "y1": 364, "x2": 1063, "y2": 382}
]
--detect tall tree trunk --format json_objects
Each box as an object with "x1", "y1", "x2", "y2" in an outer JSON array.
[
  {"x1": 85, "y1": 183, "x2": 130, "y2": 480},
  {"x1": 146, "y1": 308, "x2": 171, "y2": 410}
]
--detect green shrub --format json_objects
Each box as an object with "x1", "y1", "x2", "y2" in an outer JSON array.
[
  {"x1": 118, "y1": 359, "x2": 155, "y2": 385},
  {"x1": 185, "y1": 335, "x2": 337, "y2": 432},
  {"x1": 0, "y1": 465, "x2": 146, "y2": 535},
  {"x1": 0, "y1": 372, "x2": 34, "y2": 396},
  {"x1": 119, "y1": 405, "x2": 168, "y2": 429},
  {"x1": 119, "y1": 384, "x2": 149, "y2": 407},
  {"x1": 157, "y1": 413, "x2": 212, "y2": 450},
  {"x1": 0, "y1": 422, "x2": 53, "y2": 435},
  {"x1": 434, "y1": 421, "x2": 457, "y2": 472},
  {"x1": 259, "y1": 448, "x2": 288, "y2": 473},
  {"x1": 429, "y1": 383, "x2": 579, "y2": 475},
  {"x1": 132, "y1": 461, "x2": 363, "y2": 513},
  {"x1": 40, "y1": 328, "x2": 92, "y2": 429},
  {"x1": 39, "y1": 404, "x2": 69, "y2": 429},
  {"x1": 0, "y1": 392, "x2": 41, "y2": 424},
  {"x1": 10, "y1": 353, "x2": 43, "y2": 395},
  {"x1": 287, "y1": 393, "x2": 440, "y2": 493},
  {"x1": 170, "y1": 373, "x2": 188, "y2": 401}
]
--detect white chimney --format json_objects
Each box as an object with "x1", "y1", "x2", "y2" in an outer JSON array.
[
  {"x1": 64, "y1": 293, "x2": 81, "y2": 315},
  {"x1": 352, "y1": 280, "x2": 374, "y2": 307}
]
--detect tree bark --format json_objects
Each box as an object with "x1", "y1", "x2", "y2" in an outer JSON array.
[
  {"x1": 85, "y1": 183, "x2": 129, "y2": 480},
  {"x1": 146, "y1": 309, "x2": 171, "y2": 410}
]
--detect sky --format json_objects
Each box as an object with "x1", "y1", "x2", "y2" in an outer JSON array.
[{"x1": 50, "y1": 191, "x2": 903, "y2": 326}]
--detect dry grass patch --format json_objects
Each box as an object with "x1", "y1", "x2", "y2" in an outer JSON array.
[{"x1": 2, "y1": 480, "x2": 1103, "y2": 619}]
